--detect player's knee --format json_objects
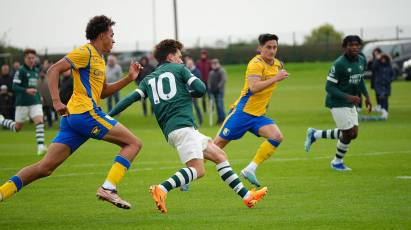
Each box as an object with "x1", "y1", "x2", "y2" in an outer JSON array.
[
  {"x1": 130, "y1": 138, "x2": 143, "y2": 153},
  {"x1": 271, "y1": 133, "x2": 284, "y2": 142}
]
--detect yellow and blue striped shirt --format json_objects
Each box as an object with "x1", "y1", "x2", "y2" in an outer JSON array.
[
  {"x1": 232, "y1": 55, "x2": 282, "y2": 116},
  {"x1": 65, "y1": 44, "x2": 106, "y2": 114}
]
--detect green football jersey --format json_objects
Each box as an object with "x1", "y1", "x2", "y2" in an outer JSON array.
[
  {"x1": 325, "y1": 54, "x2": 368, "y2": 108},
  {"x1": 138, "y1": 63, "x2": 199, "y2": 139},
  {"x1": 12, "y1": 64, "x2": 41, "y2": 106}
]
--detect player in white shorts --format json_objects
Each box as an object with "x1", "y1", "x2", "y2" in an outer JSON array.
[
  {"x1": 109, "y1": 39, "x2": 268, "y2": 213},
  {"x1": 304, "y1": 35, "x2": 372, "y2": 171},
  {"x1": 0, "y1": 49, "x2": 47, "y2": 155}
]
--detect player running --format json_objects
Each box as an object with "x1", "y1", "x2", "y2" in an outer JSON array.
[
  {"x1": 109, "y1": 39, "x2": 268, "y2": 214},
  {"x1": 0, "y1": 48, "x2": 47, "y2": 155},
  {"x1": 304, "y1": 35, "x2": 372, "y2": 171},
  {"x1": 213, "y1": 34, "x2": 289, "y2": 187},
  {"x1": 0, "y1": 15, "x2": 142, "y2": 209}
]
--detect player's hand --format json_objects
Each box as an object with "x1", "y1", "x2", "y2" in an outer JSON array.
[
  {"x1": 127, "y1": 60, "x2": 143, "y2": 81},
  {"x1": 274, "y1": 69, "x2": 289, "y2": 82},
  {"x1": 365, "y1": 96, "x2": 372, "y2": 113},
  {"x1": 26, "y1": 88, "x2": 37, "y2": 96},
  {"x1": 346, "y1": 95, "x2": 361, "y2": 105},
  {"x1": 53, "y1": 100, "x2": 69, "y2": 116}
]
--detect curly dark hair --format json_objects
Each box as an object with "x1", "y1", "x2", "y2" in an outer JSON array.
[
  {"x1": 85, "y1": 15, "x2": 115, "y2": 40},
  {"x1": 342, "y1": 35, "x2": 363, "y2": 47},
  {"x1": 258, "y1": 34, "x2": 278, "y2": 46},
  {"x1": 153, "y1": 39, "x2": 183, "y2": 63}
]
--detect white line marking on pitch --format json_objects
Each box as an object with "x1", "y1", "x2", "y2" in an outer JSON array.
[
  {"x1": 397, "y1": 176, "x2": 411, "y2": 179},
  {"x1": 1, "y1": 150, "x2": 410, "y2": 176}
]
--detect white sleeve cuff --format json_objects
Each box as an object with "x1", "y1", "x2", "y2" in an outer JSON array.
[
  {"x1": 135, "y1": 88, "x2": 145, "y2": 98},
  {"x1": 187, "y1": 76, "x2": 198, "y2": 86},
  {"x1": 327, "y1": 77, "x2": 338, "y2": 83}
]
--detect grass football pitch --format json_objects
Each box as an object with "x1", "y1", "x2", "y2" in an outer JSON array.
[{"x1": 0, "y1": 62, "x2": 410, "y2": 229}]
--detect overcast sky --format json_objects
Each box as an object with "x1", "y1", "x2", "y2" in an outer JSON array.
[{"x1": 0, "y1": 0, "x2": 410, "y2": 54}]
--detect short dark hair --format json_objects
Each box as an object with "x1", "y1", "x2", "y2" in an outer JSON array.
[
  {"x1": 23, "y1": 48, "x2": 36, "y2": 56},
  {"x1": 153, "y1": 39, "x2": 183, "y2": 63},
  {"x1": 258, "y1": 33, "x2": 279, "y2": 46},
  {"x1": 86, "y1": 15, "x2": 115, "y2": 40},
  {"x1": 342, "y1": 35, "x2": 363, "y2": 47},
  {"x1": 373, "y1": 47, "x2": 382, "y2": 53}
]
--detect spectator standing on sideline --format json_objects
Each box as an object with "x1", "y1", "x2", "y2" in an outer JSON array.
[
  {"x1": 136, "y1": 56, "x2": 155, "y2": 116},
  {"x1": 196, "y1": 49, "x2": 211, "y2": 113},
  {"x1": 368, "y1": 48, "x2": 383, "y2": 111},
  {"x1": 373, "y1": 53, "x2": 394, "y2": 119},
  {"x1": 185, "y1": 56, "x2": 203, "y2": 125},
  {"x1": 11, "y1": 61, "x2": 21, "y2": 77},
  {"x1": 106, "y1": 55, "x2": 123, "y2": 112},
  {"x1": 208, "y1": 59, "x2": 227, "y2": 125},
  {"x1": 38, "y1": 60, "x2": 55, "y2": 127},
  {"x1": 0, "y1": 64, "x2": 14, "y2": 119}
]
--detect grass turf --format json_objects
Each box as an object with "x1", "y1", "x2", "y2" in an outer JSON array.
[{"x1": 0, "y1": 62, "x2": 410, "y2": 229}]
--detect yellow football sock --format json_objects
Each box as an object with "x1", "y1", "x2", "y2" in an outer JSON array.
[
  {"x1": 0, "y1": 181, "x2": 18, "y2": 200},
  {"x1": 104, "y1": 155, "x2": 131, "y2": 188},
  {"x1": 252, "y1": 139, "x2": 281, "y2": 165}
]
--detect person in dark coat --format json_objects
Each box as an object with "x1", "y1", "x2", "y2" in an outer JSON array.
[{"x1": 373, "y1": 53, "x2": 394, "y2": 119}]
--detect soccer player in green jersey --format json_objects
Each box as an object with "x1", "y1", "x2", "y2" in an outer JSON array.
[
  {"x1": 304, "y1": 35, "x2": 372, "y2": 171},
  {"x1": 0, "y1": 49, "x2": 47, "y2": 155},
  {"x1": 109, "y1": 39, "x2": 268, "y2": 213}
]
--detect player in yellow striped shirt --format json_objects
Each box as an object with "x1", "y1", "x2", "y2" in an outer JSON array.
[
  {"x1": 214, "y1": 34, "x2": 289, "y2": 187},
  {"x1": 0, "y1": 15, "x2": 142, "y2": 209}
]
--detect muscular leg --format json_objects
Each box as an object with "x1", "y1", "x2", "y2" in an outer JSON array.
[
  {"x1": 203, "y1": 141, "x2": 267, "y2": 205},
  {"x1": 0, "y1": 143, "x2": 71, "y2": 201},
  {"x1": 98, "y1": 123, "x2": 142, "y2": 191},
  {"x1": 213, "y1": 135, "x2": 231, "y2": 149},
  {"x1": 247, "y1": 124, "x2": 283, "y2": 171},
  {"x1": 332, "y1": 126, "x2": 358, "y2": 169}
]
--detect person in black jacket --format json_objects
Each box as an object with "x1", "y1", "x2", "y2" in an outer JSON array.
[{"x1": 373, "y1": 53, "x2": 394, "y2": 119}]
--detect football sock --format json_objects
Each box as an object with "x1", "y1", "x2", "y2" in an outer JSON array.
[
  {"x1": 244, "y1": 162, "x2": 258, "y2": 173},
  {"x1": 102, "y1": 155, "x2": 131, "y2": 190},
  {"x1": 251, "y1": 139, "x2": 281, "y2": 167},
  {"x1": 333, "y1": 139, "x2": 350, "y2": 163},
  {"x1": 216, "y1": 161, "x2": 250, "y2": 199},
  {"x1": 314, "y1": 128, "x2": 341, "y2": 140},
  {"x1": 35, "y1": 123, "x2": 45, "y2": 146},
  {"x1": 1, "y1": 119, "x2": 16, "y2": 132},
  {"x1": 0, "y1": 176, "x2": 23, "y2": 200},
  {"x1": 159, "y1": 167, "x2": 198, "y2": 193}
]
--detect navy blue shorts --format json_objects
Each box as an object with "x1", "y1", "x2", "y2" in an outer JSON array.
[
  {"x1": 52, "y1": 108, "x2": 118, "y2": 153},
  {"x1": 218, "y1": 108, "x2": 275, "y2": 140}
]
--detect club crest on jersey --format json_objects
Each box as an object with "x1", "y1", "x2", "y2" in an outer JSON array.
[
  {"x1": 223, "y1": 128, "x2": 230, "y2": 136},
  {"x1": 91, "y1": 126, "x2": 101, "y2": 137},
  {"x1": 94, "y1": 69, "x2": 104, "y2": 77}
]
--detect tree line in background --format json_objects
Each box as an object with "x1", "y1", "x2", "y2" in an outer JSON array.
[{"x1": 1, "y1": 24, "x2": 346, "y2": 65}]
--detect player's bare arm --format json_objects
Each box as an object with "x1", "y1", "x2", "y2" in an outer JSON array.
[
  {"x1": 100, "y1": 61, "x2": 142, "y2": 99},
  {"x1": 247, "y1": 70, "x2": 289, "y2": 93},
  {"x1": 47, "y1": 58, "x2": 72, "y2": 116}
]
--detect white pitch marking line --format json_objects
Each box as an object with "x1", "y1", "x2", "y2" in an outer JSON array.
[{"x1": 397, "y1": 176, "x2": 411, "y2": 180}]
